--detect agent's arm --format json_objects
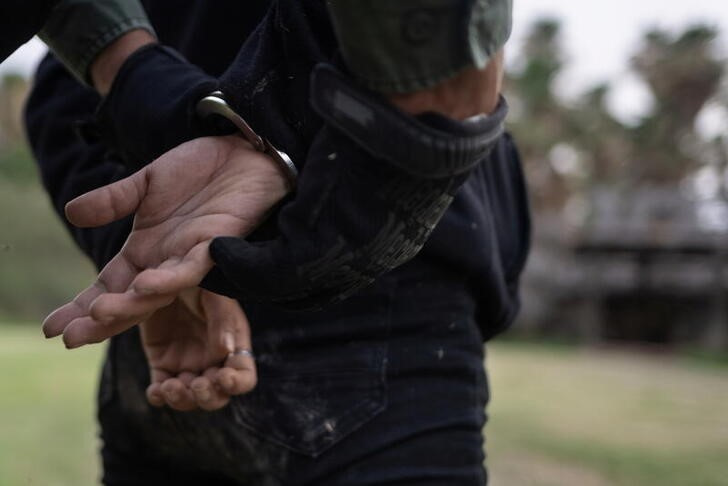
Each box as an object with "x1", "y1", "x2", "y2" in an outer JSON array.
[
  {"x1": 38, "y1": 0, "x2": 155, "y2": 85},
  {"x1": 327, "y1": 0, "x2": 510, "y2": 117}
]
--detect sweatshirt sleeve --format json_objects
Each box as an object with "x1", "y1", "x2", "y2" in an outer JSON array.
[{"x1": 24, "y1": 54, "x2": 134, "y2": 269}]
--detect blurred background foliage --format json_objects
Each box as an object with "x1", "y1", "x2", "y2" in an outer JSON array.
[
  {"x1": 0, "y1": 118, "x2": 93, "y2": 320},
  {"x1": 506, "y1": 20, "x2": 728, "y2": 353}
]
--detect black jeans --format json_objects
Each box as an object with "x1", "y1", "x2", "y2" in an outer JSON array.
[{"x1": 99, "y1": 262, "x2": 489, "y2": 486}]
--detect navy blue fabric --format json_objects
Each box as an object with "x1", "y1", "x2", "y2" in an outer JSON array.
[
  {"x1": 87, "y1": 44, "x2": 219, "y2": 170},
  {"x1": 76, "y1": 0, "x2": 276, "y2": 170},
  {"x1": 0, "y1": 0, "x2": 59, "y2": 62},
  {"x1": 24, "y1": 0, "x2": 531, "y2": 484},
  {"x1": 203, "y1": 66, "x2": 508, "y2": 312}
]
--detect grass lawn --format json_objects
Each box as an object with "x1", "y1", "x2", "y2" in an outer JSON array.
[
  {"x1": 0, "y1": 325, "x2": 103, "y2": 486},
  {"x1": 487, "y1": 341, "x2": 728, "y2": 485},
  {"x1": 1, "y1": 325, "x2": 726, "y2": 485}
]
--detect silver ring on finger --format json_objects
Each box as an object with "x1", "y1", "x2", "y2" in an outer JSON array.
[{"x1": 228, "y1": 348, "x2": 254, "y2": 360}]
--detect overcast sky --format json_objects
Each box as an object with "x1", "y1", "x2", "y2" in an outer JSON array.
[
  {"x1": 2, "y1": 0, "x2": 727, "y2": 130},
  {"x1": 511, "y1": 0, "x2": 728, "y2": 126}
]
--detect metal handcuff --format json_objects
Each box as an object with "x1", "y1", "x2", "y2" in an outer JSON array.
[{"x1": 196, "y1": 91, "x2": 298, "y2": 190}]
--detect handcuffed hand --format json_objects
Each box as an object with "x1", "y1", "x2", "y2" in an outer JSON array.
[
  {"x1": 141, "y1": 288, "x2": 256, "y2": 411},
  {"x1": 42, "y1": 134, "x2": 287, "y2": 348}
]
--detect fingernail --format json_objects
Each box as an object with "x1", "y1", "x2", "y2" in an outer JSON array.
[
  {"x1": 41, "y1": 320, "x2": 57, "y2": 339},
  {"x1": 131, "y1": 286, "x2": 153, "y2": 296},
  {"x1": 62, "y1": 335, "x2": 78, "y2": 349},
  {"x1": 224, "y1": 332, "x2": 235, "y2": 353}
]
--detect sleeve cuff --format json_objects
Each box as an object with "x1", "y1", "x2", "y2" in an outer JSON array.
[
  {"x1": 39, "y1": 0, "x2": 156, "y2": 85},
  {"x1": 310, "y1": 64, "x2": 508, "y2": 178}
]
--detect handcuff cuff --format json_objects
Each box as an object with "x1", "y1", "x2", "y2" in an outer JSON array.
[{"x1": 196, "y1": 91, "x2": 298, "y2": 190}]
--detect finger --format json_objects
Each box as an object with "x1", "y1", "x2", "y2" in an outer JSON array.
[
  {"x1": 177, "y1": 371, "x2": 197, "y2": 387},
  {"x1": 146, "y1": 369, "x2": 172, "y2": 407},
  {"x1": 169, "y1": 372, "x2": 199, "y2": 411},
  {"x1": 42, "y1": 282, "x2": 105, "y2": 338},
  {"x1": 199, "y1": 289, "x2": 249, "y2": 359},
  {"x1": 63, "y1": 290, "x2": 172, "y2": 349},
  {"x1": 44, "y1": 253, "x2": 140, "y2": 339},
  {"x1": 62, "y1": 313, "x2": 151, "y2": 349},
  {"x1": 217, "y1": 344, "x2": 257, "y2": 397},
  {"x1": 65, "y1": 168, "x2": 149, "y2": 228},
  {"x1": 146, "y1": 383, "x2": 165, "y2": 407},
  {"x1": 161, "y1": 378, "x2": 197, "y2": 412},
  {"x1": 131, "y1": 242, "x2": 214, "y2": 296},
  {"x1": 215, "y1": 367, "x2": 257, "y2": 397},
  {"x1": 191, "y1": 371, "x2": 230, "y2": 411},
  {"x1": 89, "y1": 291, "x2": 176, "y2": 325},
  {"x1": 209, "y1": 294, "x2": 257, "y2": 396}
]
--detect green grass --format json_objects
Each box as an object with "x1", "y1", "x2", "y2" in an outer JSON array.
[
  {"x1": 487, "y1": 343, "x2": 728, "y2": 485},
  {"x1": 1, "y1": 326, "x2": 727, "y2": 486},
  {"x1": 0, "y1": 178, "x2": 95, "y2": 321},
  {"x1": 0, "y1": 325, "x2": 103, "y2": 486}
]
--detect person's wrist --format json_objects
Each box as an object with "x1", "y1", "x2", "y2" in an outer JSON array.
[
  {"x1": 387, "y1": 50, "x2": 504, "y2": 120},
  {"x1": 91, "y1": 29, "x2": 157, "y2": 96}
]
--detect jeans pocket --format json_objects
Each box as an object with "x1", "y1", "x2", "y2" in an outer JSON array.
[{"x1": 228, "y1": 290, "x2": 392, "y2": 457}]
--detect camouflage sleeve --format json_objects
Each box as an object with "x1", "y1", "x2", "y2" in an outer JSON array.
[
  {"x1": 326, "y1": 0, "x2": 512, "y2": 94},
  {"x1": 39, "y1": 0, "x2": 155, "y2": 84}
]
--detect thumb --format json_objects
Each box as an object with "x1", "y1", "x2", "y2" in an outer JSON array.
[
  {"x1": 65, "y1": 167, "x2": 149, "y2": 228},
  {"x1": 198, "y1": 289, "x2": 249, "y2": 359}
]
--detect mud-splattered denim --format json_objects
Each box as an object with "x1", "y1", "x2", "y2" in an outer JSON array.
[{"x1": 98, "y1": 261, "x2": 490, "y2": 485}]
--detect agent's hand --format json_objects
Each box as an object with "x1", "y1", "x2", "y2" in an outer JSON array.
[
  {"x1": 142, "y1": 288, "x2": 256, "y2": 412},
  {"x1": 42, "y1": 135, "x2": 287, "y2": 348}
]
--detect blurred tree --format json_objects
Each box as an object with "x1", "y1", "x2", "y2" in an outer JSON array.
[
  {"x1": 507, "y1": 21, "x2": 725, "y2": 212},
  {"x1": 630, "y1": 25, "x2": 724, "y2": 182},
  {"x1": 506, "y1": 18, "x2": 572, "y2": 210},
  {"x1": 0, "y1": 73, "x2": 37, "y2": 185},
  {"x1": 509, "y1": 21, "x2": 728, "y2": 349},
  {"x1": 512, "y1": 19, "x2": 563, "y2": 115}
]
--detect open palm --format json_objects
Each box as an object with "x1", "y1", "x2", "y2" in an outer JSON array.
[{"x1": 42, "y1": 135, "x2": 288, "y2": 348}]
